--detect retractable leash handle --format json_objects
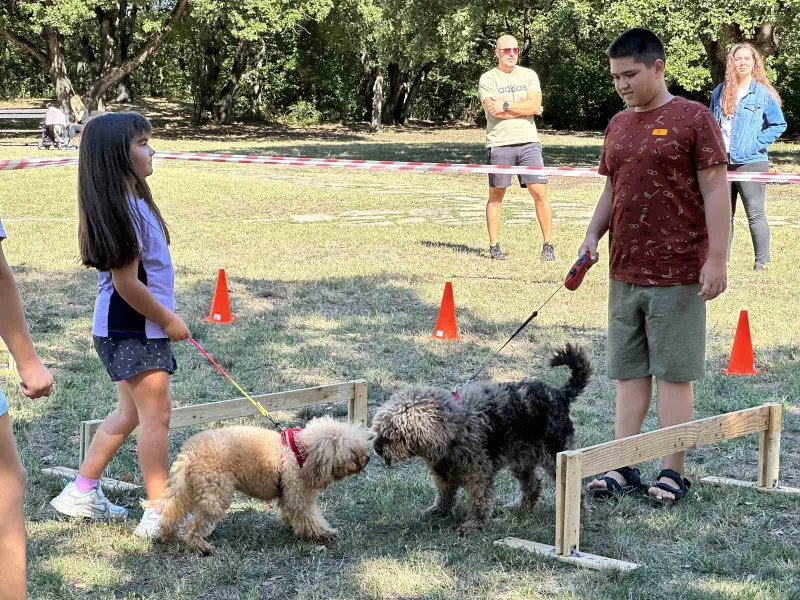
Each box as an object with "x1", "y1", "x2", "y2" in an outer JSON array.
[{"x1": 564, "y1": 250, "x2": 593, "y2": 291}]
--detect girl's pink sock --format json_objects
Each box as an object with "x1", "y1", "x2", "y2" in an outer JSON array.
[{"x1": 76, "y1": 475, "x2": 99, "y2": 494}]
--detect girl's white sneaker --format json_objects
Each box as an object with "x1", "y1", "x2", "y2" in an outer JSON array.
[{"x1": 49, "y1": 481, "x2": 128, "y2": 520}]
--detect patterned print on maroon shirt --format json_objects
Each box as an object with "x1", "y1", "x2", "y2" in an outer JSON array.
[{"x1": 598, "y1": 97, "x2": 727, "y2": 286}]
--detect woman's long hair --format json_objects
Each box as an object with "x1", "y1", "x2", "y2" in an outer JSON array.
[
  {"x1": 77, "y1": 112, "x2": 170, "y2": 271},
  {"x1": 721, "y1": 43, "x2": 782, "y2": 116}
]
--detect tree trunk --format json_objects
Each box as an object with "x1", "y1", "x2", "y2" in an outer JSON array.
[
  {"x1": 361, "y1": 51, "x2": 374, "y2": 122},
  {"x1": 702, "y1": 22, "x2": 778, "y2": 86},
  {"x1": 215, "y1": 39, "x2": 251, "y2": 124},
  {"x1": 115, "y1": 1, "x2": 136, "y2": 103},
  {"x1": 399, "y1": 62, "x2": 433, "y2": 126},
  {"x1": 383, "y1": 62, "x2": 406, "y2": 124},
  {"x1": 370, "y1": 70, "x2": 384, "y2": 133},
  {"x1": 45, "y1": 28, "x2": 76, "y2": 112},
  {"x1": 251, "y1": 40, "x2": 267, "y2": 115},
  {"x1": 86, "y1": 0, "x2": 190, "y2": 108},
  {"x1": 0, "y1": 26, "x2": 75, "y2": 111},
  {"x1": 192, "y1": 30, "x2": 221, "y2": 125},
  {"x1": 520, "y1": 9, "x2": 532, "y2": 67}
]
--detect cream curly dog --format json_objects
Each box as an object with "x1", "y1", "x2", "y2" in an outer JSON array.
[
  {"x1": 371, "y1": 344, "x2": 592, "y2": 534},
  {"x1": 156, "y1": 416, "x2": 370, "y2": 554}
]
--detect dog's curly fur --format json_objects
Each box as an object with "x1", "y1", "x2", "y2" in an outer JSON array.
[
  {"x1": 371, "y1": 343, "x2": 592, "y2": 534},
  {"x1": 156, "y1": 416, "x2": 370, "y2": 554}
]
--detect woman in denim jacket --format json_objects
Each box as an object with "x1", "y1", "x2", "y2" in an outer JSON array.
[{"x1": 710, "y1": 43, "x2": 786, "y2": 271}]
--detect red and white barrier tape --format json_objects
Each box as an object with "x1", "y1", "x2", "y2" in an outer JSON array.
[
  {"x1": 3, "y1": 152, "x2": 800, "y2": 183},
  {"x1": 0, "y1": 157, "x2": 78, "y2": 171}
]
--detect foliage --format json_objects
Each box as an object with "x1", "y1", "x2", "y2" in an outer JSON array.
[{"x1": 1, "y1": 0, "x2": 799, "y2": 132}]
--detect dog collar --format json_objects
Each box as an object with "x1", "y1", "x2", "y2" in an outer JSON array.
[
  {"x1": 280, "y1": 427, "x2": 305, "y2": 468},
  {"x1": 453, "y1": 384, "x2": 464, "y2": 403}
]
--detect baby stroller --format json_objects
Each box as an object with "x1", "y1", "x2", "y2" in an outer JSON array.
[
  {"x1": 38, "y1": 105, "x2": 71, "y2": 150},
  {"x1": 38, "y1": 122, "x2": 69, "y2": 150}
]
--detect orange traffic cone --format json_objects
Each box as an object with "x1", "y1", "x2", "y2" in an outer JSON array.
[
  {"x1": 723, "y1": 310, "x2": 760, "y2": 375},
  {"x1": 432, "y1": 281, "x2": 460, "y2": 340},
  {"x1": 204, "y1": 269, "x2": 235, "y2": 324}
]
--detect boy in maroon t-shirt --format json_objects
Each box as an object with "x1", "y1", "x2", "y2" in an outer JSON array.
[{"x1": 579, "y1": 29, "x2": 730, "y2": 503}]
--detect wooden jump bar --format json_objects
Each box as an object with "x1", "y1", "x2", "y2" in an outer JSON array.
[
  {"x1": 79, "y1": 380, "x2": 368, "y2": 466},
  {"x1": 571, "y1": 404, "x2": 773, "y2": 478},
  {"x1": 503, "y1": 403, "x2": 787, "y2": 571}
]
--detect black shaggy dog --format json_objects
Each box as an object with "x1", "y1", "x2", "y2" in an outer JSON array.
[{"x1": 371, "y1": 343, "x2": 592, "y2": 534}]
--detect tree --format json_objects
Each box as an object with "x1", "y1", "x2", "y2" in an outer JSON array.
[
  {"x1": 0, "y1": 0, "x2": 189, "y2": 111},
  {"x1": 179, "y1": 0, "x2": 332, "y2": 124}
]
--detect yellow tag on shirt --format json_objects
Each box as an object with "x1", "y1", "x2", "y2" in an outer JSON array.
[{"x1": 652, "y1": 129, "x2": 668, "y2": 136}]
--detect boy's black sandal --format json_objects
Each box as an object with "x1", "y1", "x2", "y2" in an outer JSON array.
[
  {"x1": 648, "y1": 468, "x2": 691, "y2": 505},
  {"x1": 588, "y1": 466, "x2": 644, "y2": 498}
]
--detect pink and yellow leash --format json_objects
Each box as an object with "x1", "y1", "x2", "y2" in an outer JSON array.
[{"x1": 188, "y1": 337, "x2": 281, "y2": 428}]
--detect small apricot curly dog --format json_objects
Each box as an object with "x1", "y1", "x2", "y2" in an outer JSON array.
[
  {"x1": 371, "y1": 343, "x2": 592, "y2": 534},
  {"x1": 156, "y1": 416, "x2": 370, "y2": 554}
]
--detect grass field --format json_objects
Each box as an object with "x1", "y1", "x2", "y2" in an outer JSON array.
[{"x1": 1, "y1": 99, "x2": 799, "y2": 599}]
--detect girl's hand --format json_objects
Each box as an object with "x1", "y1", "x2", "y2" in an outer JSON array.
[
  {"x1": 165, "y1": 314, "x2": 190, "y2": 342},
  {"x1": 18, "y1": 359, "x2": 54, "y2": 399}
]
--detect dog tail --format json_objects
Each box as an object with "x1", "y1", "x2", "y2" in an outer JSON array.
[
  {"x1": 154, "y1": 449, "x2": 193, "y2": 532},
  {"x1": 550, "y1": 343, "x2": 592, "y2": 403}
]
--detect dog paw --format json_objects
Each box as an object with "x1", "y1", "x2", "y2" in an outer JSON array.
[
  {"x1": 502, "y1": 499, "x2": 537, "y2": 512},
  {"x1": 456, "y1": 520, "x2": 483, "y2": 536},
  {"x1": 423, "y1": 505, "x2": 452, "y2": 518},
  {"x1": 312, "y1": 530, "x2": 337, "y2": 544},
  {"x1": 194, "y1": 542, "x2": 213, "y2": 556}
]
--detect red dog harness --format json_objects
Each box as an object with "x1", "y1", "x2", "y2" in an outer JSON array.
[{"x1": 280, "y1": 427, "x2": 305, "y2": 468}]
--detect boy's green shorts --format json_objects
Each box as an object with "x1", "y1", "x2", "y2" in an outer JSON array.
[{"x1": 608, "y1": 279, "x2": 706, "y2": 382}]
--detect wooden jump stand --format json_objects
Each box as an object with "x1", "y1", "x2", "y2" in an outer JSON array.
[
  {"x1": 42, "y1": 380, "x2": 369, "y2": 491},
  {"x1": 496, "y1": 403, "x2": 799, "y2": 570}
]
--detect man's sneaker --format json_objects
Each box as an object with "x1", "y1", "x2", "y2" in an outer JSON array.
[
  {"x1": 541, "y1": 242, "x2": 556, "y2": 262},
  {"x1": 754, "y1": 262, "x2": 769, "y2": 271},
  {"x1": 49, "y1": 481, "x2": 128, "y2": 520},
  {"x1": 134, "y1": 506, "x2": 164, "y2": 539},
  {"x1": 489, "y1": 243, "x2": 507, "y2": 260}
]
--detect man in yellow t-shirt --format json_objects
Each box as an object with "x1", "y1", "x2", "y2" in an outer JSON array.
[{"x1": 479, "y1": 35, "x2": 553, "y2": 261}]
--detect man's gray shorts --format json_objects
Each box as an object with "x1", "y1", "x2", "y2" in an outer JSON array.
[{"x1": 487, "y1": 142, "x2": 547, "y2": 188}]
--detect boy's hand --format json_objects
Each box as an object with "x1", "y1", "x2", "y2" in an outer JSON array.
[
  {"x1": 698, "y1": 258, "x2": 727, "y2": 301},
  {"x1": 18, "y1": 359, "x2": 53, "y2": 399},
  {"x1": 165, "y1": 314, "x2": 190, "y2": 342},
  {"x1": 578, "y1": 236, "x2": 600, "y2": 264}
]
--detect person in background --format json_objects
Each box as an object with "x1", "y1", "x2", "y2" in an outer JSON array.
[
  {"x1": 709, "y1": 43, "x2": 787, "y2": 271},
  {"x1": 478, "y1": 35, "x2": 553, "y2": 262}
]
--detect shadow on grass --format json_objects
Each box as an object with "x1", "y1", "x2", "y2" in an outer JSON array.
[{"x1": 420, "y1": 239, "x2": 486, "y2": 257}]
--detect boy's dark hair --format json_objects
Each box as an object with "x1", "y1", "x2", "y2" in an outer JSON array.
[
  {"x1": 607, "y1": 28, "x2": 666, "y2": 67},
  {"x1": 78, "y1": 112, "x2": 170, "y2": 271}
]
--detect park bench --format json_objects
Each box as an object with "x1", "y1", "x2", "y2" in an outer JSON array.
[{"x1": 0, "y1": 107, "x2": 48, "y2": 123}]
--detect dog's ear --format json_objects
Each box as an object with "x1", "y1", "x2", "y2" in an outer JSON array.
[
  {"x1": 410, "y1": 423, "x2": 450, "y2": 461},
  {"x1": 404, "y1": 397, "x2": 454, "y2": 461},
  {"x1": 301, "y1": 436, "x2": 337, "y2": 489}
]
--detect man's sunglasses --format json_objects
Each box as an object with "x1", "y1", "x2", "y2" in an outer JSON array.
[{"x1": 497, "y1": 47, "x2": 520, "y2": 56}]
